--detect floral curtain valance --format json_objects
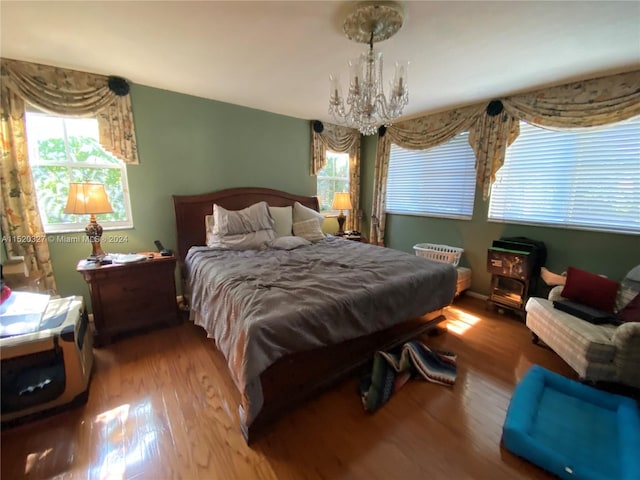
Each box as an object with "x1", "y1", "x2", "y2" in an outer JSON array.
[
  {"x1": 502, "y1": 69, "x2": 640, "y2": 129},
  {"x1": 1, "y1": 58, "x2": 139, "y2": 164},
  {"x1": 310, "y1": 121, "x2": 360, "y2": 174},
  {"x1": 470, "y1": 69, "x2": 640, "y2": 199},
  {"x1": 382, "y1": 103, "x2": 485, "y2": 150},
  {"x1": 370, "y1": 68, "x2": 640, "y2": 245},
  {"x1": 310, "y1": 121, "x2": 362, "y2": 232}
]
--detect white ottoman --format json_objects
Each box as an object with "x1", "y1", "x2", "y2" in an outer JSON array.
[{"x1": 456, "y1": 267, "x2": 472, "y2": 296}]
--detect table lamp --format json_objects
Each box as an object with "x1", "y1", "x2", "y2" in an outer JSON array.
[
  {"x1": 64, "y1": 182, "x2": 113, "y2": 260},
  {"x1": 332, "y1": 192, "x2": 353, "y2": 235}
]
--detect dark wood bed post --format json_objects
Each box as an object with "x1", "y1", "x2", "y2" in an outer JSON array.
[{"x1": 172, "y1": 187, "x2": 445, "y2": 444}]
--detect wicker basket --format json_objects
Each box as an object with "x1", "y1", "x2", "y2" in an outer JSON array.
[{"x1": 413, "y1": 243, "x2": 464, "y2": 267}]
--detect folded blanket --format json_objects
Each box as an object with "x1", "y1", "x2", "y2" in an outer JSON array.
[{"x1": 360, "y1": 341, "x2": 457, "y2": 412}]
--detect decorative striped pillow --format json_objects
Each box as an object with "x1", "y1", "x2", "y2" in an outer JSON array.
[
  {"x1": 615, "y1": 279, "x2": 640, "y2": 313},
  {"x1": 615, "y1": 264, "x2": 640, "y2": 313},
  {"x1": 293, "y1": 218, "x2": 324, "y2": 242}
]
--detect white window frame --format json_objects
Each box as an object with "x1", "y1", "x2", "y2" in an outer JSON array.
[
  {"x1": 385, "y1": 131, "x2": 477, "y2": 220},
  {"x1": 488, "y1": 117, "x2": 640, "y2": 235},
  {"x1": 25, "y1": 110, "x2": 134, "y2": 234},
  {"x1": 317, "y1": 151, "x2": 350, "y2": 215}
]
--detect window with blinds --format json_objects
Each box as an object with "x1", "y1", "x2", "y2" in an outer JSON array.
[
  {"x1": 386, "y1": 132, "x2": 477, "y2": 219},
  {"x1": 489, "y1": 117, "x2": 640, "y2": 234}
]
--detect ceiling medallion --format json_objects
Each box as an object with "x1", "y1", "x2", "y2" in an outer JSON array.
[{"x1": 342, "y1": 1, "x2": 405, "y2": 44}]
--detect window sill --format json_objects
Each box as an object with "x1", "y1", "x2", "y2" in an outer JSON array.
[
  {"x1": 44, "y1": 224, "x2": 135, "y2": 235},
  {"x1": 385, "y1": 211, "x2": 473, "y2": 221}
]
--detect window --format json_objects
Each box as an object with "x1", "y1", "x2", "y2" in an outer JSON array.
[
  {"x1": 317, "y1": 151, "x2": 350, "y2": 213},
  {"x1": 25, "y1": 110, "x2": 133, "y2": 233},
  {"x1": 489, "y1": 117, "x2": 640, "y2": 234},
  {"x1": 386, "y1": 132, "x2": 476, "y2": 219}
]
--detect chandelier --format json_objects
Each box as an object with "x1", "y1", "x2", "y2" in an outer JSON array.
[{"x1": 328, "y1": 1, "x2": 409, "y2": 136}]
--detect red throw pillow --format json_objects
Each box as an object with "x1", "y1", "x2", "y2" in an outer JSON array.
[
  {"x1": 618, "y1": 293, "x2": 640, "y2": 323},
  {"x1": 0, "y1": 284, "x2": 11, "y2": 304},
  {"x1": 561, "y1": 267, "x2": 619, "y2": 313}
]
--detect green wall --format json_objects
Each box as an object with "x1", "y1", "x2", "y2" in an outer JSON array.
[
  {"x1": 48, "y1": 84, "x2": 317, "y2": 302},
  {"x1": 360, "y1": 137, "x2": 640, "y2": 295}
]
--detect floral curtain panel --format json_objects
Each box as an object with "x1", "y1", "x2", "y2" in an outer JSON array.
[
  {"x1": 469, "y1": 107, "x2": 520, "y2": 200},
  {"x1": 97, "y1": 99, "x2": 139, "y2": 165},
  {"x1": 310, "y1": 121, "x2": 362, "y2": 231},
  {"x1": 1, "y1": 58, "x2": 139, "y2": 164},
  {"x1": 370, "y1": 134, "x2": 391, "y2": 245},
  {"x1": 346, "y1": 140, "x2": 361, "y2": 232},
  {"x1": 0, "y1": 85, "x2": 57, "y2": 292},
  {"x1": 370, "y1": 69, "x2": 640, "y2": 245}
]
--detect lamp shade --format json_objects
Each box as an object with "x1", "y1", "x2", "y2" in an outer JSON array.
[
  {"x1": 332, "y1": 192, "x2": 353, "y2": 211},
  {"x1": 64, "y1": 182, "x2": 113, "y2": 215}
]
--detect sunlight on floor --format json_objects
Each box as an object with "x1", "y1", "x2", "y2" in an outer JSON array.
[
  {"x1": 90, "y1": 401, "x2": 159, "y2": 480},
  {"x1": 24, "y1": 448, "x2": 53, "y2": 475},
  {"x1": 94, "y1": 404, "x2": 130, "y2": 480},
  {"x1": 446, "y1": 306, "x2": 481, "y2": 335},
  {"x1": 95, "y1": 403, "x2": 131, "y2": 426}
]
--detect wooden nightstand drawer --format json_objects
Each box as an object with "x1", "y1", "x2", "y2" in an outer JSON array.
[
  {"x1": 100, "y1": 275, "x2": 174, "y2": 303},
  {"x1": 102, "y1": 300, "x2": 176, "y2": 331}
]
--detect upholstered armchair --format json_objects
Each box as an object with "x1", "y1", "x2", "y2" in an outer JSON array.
[{"x1": 525, "y1": 267, "x2": 640, "y2": 389}]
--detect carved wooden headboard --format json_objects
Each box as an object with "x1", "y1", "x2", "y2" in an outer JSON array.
[{"x1": 172, "y1": 187, "x2": 319, "y2": 263}]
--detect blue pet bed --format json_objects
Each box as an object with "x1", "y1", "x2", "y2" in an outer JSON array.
[{"x1": 503, "y1": 365, "x2": 640, "y2": 480}]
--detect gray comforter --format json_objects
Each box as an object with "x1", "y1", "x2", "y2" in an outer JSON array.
[{"x1": 186, "y1": 236, "x2": 456, "y2": 427}]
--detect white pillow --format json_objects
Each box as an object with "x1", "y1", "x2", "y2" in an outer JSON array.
[
  {"x1": 213, "y1": 201, "x2": 274, "y2": 236},
  {"x1": 293, "y1": 218, "x2": 325, "y2": 242},
  {"x1": 207, "y1": 230, "x2": 275, "y2": 250},
  {"x1": 268, "y1": 206, "x2": 293, "y2": 238},
  {"x1": 270, "y1": 235, "x2": 311, "y2": 250},
  {"x1": 293, "y1": 201, "x2": 324, "y2": 230}
]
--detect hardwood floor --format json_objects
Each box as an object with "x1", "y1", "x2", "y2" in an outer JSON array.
[{"x1": 2, "y1": 296, "x2": 588, "y2": 479}]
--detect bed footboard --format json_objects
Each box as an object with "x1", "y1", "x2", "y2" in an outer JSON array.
[{"x1": 242, "y1": 309, "x2": 446, "y2": 443}]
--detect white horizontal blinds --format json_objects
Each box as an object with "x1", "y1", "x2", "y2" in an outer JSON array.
[
  {"x1": 489, "y1": 117, "x2": 640, "y2": 234},
  {"x1": 386, "y1": 132, "x2": 476, "y2": 219}
]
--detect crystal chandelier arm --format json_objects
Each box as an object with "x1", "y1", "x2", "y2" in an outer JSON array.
[{"x1": 376, "y1": 88, "x2": 409, "y2": 124}]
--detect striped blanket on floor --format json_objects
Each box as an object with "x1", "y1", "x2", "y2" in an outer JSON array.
[{"x1": 359, "y1": 341, "x2": 457, "y2": 412}]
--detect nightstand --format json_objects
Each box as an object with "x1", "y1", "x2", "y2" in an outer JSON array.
[
  {"x1": 77, "y1": 253, "x2": 180, "y2": 346},
  {"x1": 346, "y1": 235, "x2": 367, "y2": 242},
  {"x1": 335, "y1": 233, "x2": 368, "y2": 243}
]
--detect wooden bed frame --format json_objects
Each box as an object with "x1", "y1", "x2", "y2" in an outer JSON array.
[{"x1": 172, "y1": 187, "x2": 446, "y2": 443}]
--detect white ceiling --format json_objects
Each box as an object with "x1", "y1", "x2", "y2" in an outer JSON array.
[{"x1": 1, "y1": 1, "x2": 639, "y2": 123}]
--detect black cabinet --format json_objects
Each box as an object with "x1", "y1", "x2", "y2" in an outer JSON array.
[{"x1": 487, "y1": 238, "x2": 546, "y2": 318}]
